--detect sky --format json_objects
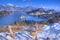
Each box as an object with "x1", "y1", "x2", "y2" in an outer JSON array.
[{"x1": 0, "y1": 0, "x2": 60, "y2": 10}]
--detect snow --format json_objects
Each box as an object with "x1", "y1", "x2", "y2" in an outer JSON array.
[
  {"x1": 0, "y1": 23, "x2": 60, "y2": 40},
  {"x1": 55, "y1": 27, "x2": 60, "y2": 30},
  {"x1": 42, "y1": 25, "x2": 50, "y2": 31}
]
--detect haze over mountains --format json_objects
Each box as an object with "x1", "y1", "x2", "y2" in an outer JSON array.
[
  {"x1": 0, "y1": 4, "x2": 60, "y2": 12},
  {"x1": 0, "y1": 4, "x2": 60, "y2": 17},
  {"x1": 0, "y1": 4, "x2": 37, "y2": 12}
]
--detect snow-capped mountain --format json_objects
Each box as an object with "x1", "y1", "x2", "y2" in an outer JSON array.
[
  {"x1": 0, "y1": 5, "x2": 6, "y2": 11},
  {"x1": 0, "y1": 4, "x2": 37, "y2": 13},
  {"x1": 0, "y1": 4, "x2": 60, "y2": 15}
]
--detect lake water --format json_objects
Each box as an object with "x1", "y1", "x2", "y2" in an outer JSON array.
[{"x1": 0, "y1": 13, "x2": 45, "y2": 26}]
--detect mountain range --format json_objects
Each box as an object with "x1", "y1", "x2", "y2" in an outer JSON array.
[{"x1": 0, "y1": 4, "x2": 60, "y2": 17}]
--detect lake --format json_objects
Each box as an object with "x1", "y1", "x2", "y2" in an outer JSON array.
[{"x1": 0, "y1": 13, "x2": 45, "y2": 26}]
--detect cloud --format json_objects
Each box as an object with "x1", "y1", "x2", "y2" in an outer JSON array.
[{"x1": 7, "y1": 3, "x2": 14, "y2": 6}]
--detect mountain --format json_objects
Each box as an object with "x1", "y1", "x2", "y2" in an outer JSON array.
[
  {"x1": 0, "y1": 4, "x2": 37, "y2": 13},
  {"x1": 0, "y1": 4, "x2": 60, "y2": 18},
  {"x1": 0, "y1": 5, "x2": 6, "y2": 11}
]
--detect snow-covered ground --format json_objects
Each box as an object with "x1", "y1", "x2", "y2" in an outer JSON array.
[{"x1": 0, "y1": 23, "x2": 60, "y2": 40}]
